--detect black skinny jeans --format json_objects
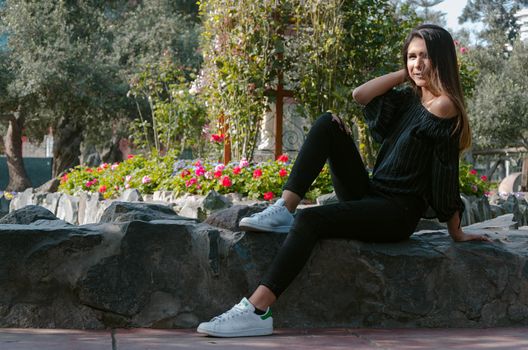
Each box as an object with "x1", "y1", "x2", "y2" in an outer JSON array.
[{"x1": 260, "y1": 113, "x2": 426, "y2": 298}]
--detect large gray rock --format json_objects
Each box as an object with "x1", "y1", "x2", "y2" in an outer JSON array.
[
  {"x1": 0, "y1": 222, "x2": 124, "y2": 328},
  {"x1": 99, "y1": 201, "x2": 192, "y2": 223},
  {"x1": 0, "y1": 207, "x2": 527, "y2": 329},
  {"x1": 204, "y1": 204, "x2": 267, "y2": 231},
  {"x1": 0, "y1": 205, "x2": 58, "y2": 224}
]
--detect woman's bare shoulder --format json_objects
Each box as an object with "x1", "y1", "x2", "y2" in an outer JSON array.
[{"x1": 428, "y1": 95, "x2": 458, "y2": 119}]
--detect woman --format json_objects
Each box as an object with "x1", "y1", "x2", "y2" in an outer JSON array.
[{"x1": 197, "y1": 24, "x2": 489, "y2": 338}]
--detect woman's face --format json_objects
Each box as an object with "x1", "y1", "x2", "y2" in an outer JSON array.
[{"x1": 406, "y1": 37, "x2": 431, "y2": 89}]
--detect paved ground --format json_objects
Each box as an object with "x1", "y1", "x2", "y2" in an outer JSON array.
[{"x1": 1, "y1": 328, "x2": 528, "y2": 350}]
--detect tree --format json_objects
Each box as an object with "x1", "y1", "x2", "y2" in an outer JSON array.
[
  {"x1": 199, "y1": 0, "x2": 419, "y2": 164},
  {"x1": 0, "y1": 0, "x2": 202, "y2": 190},
  {"x1": 468, "y1": 41, "x2": 528, "y2": 150},
  {"x1": 406, "y1": 0, "x2": 447, "y2": 26},
  {"x1": 1, "y1": 1, "x2": 129, "y2": 181},
  {"x1": 0, "y1": 50, "x2": 32, "y2": 191},
  {"x1": 459, "y1": 0, "x2": 528, "y2": 49}
]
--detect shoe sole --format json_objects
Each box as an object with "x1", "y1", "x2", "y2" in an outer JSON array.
[
  {"x1": 197, "y1": 325, "x2": 273, "y2": 337},
  {"x1": 238, "y1": 221, "x2": 291, "y2": 233}
]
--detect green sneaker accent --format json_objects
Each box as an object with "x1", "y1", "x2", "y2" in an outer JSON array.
[{"x1": 260, "y1": 308, "x2": 272, "y2": 320}]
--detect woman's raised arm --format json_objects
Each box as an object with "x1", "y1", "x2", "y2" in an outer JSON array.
[{"x1": 352, "y1": 69, "x2": 407, "y2": 106}]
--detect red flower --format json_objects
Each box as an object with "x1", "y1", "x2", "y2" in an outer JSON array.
[
  {"x1": 221, "y1": 175, "x2": 232, "y2": 187},
  {"x1": 480, "y1": 175, "x2": 488, "y2": 182},
  {"x1": 469, "y1": 169, "x2": 478, "y2": 175},
  {"x1": 277, "y1": 154, "x2": 289, "y2": 163},
  {"x1": 233, "y1": 166, "x2": 241, "y2": 175},
  {"x1": 214, "y1": 170, "x2": 222, "y2": 178},
  {"x1": 127, "y1": 154, "x2": 135, "y2": 159},
  {"x1": 86, "y1": 168, "x2": 93, "y2": 173},
  {"x1": 263, "y1": 192, "x2": 274, "y2": 201},
  {"x1": 98, "y1": 185, "x2": 107, "y2": 193},
  {"x1": 195, "y1": 166, "x2": 205, "y2": 176},
  {"x1": 253, "y1": 168, "x2": 262, "y2": 178},
  {"x1": 60, "y1": 174, "x2": 69, "y2": 183},
  {"x1": 279, "y1": 168, "x2": 288, "y2": 177},
  {"x1": 210, "y1": 134, "x2": 225, "y2": 143},
  {"x1": 180, "y1": 169, "x2": 191, "y2": 178}
]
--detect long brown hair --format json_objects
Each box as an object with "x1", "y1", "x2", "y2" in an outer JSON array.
[{"x1": 402, "y1": 24, "x2": 471, "y2": 152}]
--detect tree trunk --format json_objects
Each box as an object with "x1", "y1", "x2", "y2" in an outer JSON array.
[
  {"x1": 4, "y1": 108, "x2": 32, "y2": 191},
  {"x1": 52, "y1": 116, "x2": 83, "y2": 178}
]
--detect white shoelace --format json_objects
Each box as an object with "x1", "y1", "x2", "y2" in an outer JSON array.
[
  {"x1": 251, "y1": 205, "x2": 284, "y2": 219},
  {"x1": 210, "y1": 304, "x2": 248, "y2": 323}
]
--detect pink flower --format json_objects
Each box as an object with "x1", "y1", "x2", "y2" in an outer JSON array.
[
  {"x1": 214, "y1": 170, "x2": 222, "y2": 178},
  {"x1": 195, "y1": 167, "x2": 205, "y2": 176},
  {"x1": 263, "y1": 192, "x2": 274, "y2": 201},
  {"x1": 460, "y1": 47, "x2": 468, "y2": 54},
  {"x1": 233, "y1": 166, "x2": 241, "y2": 175},
  {"x1": 125, "y1": 175, "x2": 132, "y2": 183},
  {"x1": 142, "y1": 176, "x2": 151, "y2": 184},
  {"x1": 98, "y1": 185, "x2": 107, "y2": 193},
  {"x1": 111, "y1": 163, "x2": 119, "y2": 171},
  {"x1": 215, "y1": 164, "x2": 225, "y2": 172},
  {"x1": 453, "y1": 40, "x2": 460, "y2": 46},
  {"x1": 277, "y1": 154, "x2": 289, "y2": 163},
  {"x1": 279, "y1": 168, "x2": 288, "y2": 177},
  {"x1": 253, "y1": 168, "x2": 262, "y2": 178},
  {"x1": 180, "y1": 169, "x2": 191, "y2": 178},
  {"x1": 221, "y1": 175, "x2": 232, "y2": 187},
  {"x1": 101, "y1": 163, "x2": 110, "y2": 169},
  {"x1": 239, "y1": 158, "x2": 249, "y2": 168},
  {"x1": 86, "y1": 181, "x2": 93, "y2": 188},
  {"x1": 469, "y1": 169, "x2": 478, "y2": 175},
  {"x1": 127, "y1": 154, "x2": 135, "y2": 159},
  {"x1": 185, "y1": 178, "x2": 198, "y2": 187},
  {"x1": 480, "y1": 175, "x2": 488, "y2": 182},
  {"x1": 205, "y1": 171, "x2": 214, "y2": 179},
  {"x1": 194, "y1": 160, "x2": 202, "y2": 167},
  {"x1": 61, "y1": 174, "x2": 68, "y2": 183}
]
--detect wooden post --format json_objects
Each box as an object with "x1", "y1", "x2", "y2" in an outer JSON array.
[
  {"x1": 522, "y1": 156, "x2": 528, "y2": 191},
  {"x1": 219, "y1": 114, "x2": 231, "y2": 164}
]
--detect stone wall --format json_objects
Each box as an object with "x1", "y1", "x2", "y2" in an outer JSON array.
[
  {"x1": 6, "y1": 188, "x2": 528, "y2": 227},
  {"x1": 0, "y1": 202, "x2": 527, "y2": 329}
]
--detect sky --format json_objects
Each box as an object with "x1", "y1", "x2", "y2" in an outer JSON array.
[
  {"x1": 435, "y1": 0, "x2": 468, "y2": 31},
  {"x1": 429, "y1": 0, "x2": 484, "y2": 42}
]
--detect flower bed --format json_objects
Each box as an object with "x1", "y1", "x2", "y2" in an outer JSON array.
[
  {"x1": 56, "y1": 153, "x2": 492, "y2": 202},
  {"x1": 58, "y1": 153, "x2": 333, "y2": 202}
]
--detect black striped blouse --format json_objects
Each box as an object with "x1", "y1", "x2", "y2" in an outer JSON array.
[{"x1": 363, "y1": 86, "x2": 464, "y2": 222}]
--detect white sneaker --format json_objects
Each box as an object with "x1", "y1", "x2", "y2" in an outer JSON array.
[
  {"x1": 197, "y1": 297, "x2": 273, "y2": 337},
  {"x1": 239, "y1": 198, "x2": 294, "y2": 233}
]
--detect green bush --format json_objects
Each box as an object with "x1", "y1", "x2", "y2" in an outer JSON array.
[
  {"x1": 459, "y1": 162, "x2": 492, "y2": 197},
  {"x1": 58, "y1": 155, "x2": 489, "y2": 201}
]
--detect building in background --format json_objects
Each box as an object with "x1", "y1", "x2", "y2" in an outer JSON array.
[{"x1": 516, "y1": 8, "x2": 528, "y2": 42}]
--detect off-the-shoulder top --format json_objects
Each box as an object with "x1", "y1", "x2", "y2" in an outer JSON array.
[{"x1": 363, "y1": 86, "x2": 464, "y2": 222}]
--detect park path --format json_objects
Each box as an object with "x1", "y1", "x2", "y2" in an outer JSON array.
[{"x1": 1, "y1": 327, "x2": 528, "y2": 349}]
